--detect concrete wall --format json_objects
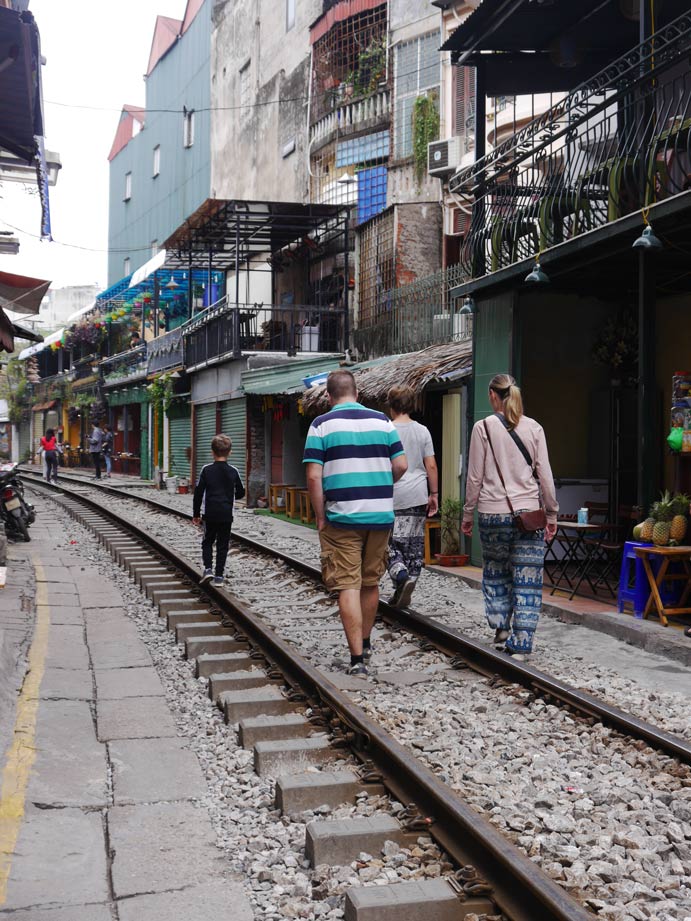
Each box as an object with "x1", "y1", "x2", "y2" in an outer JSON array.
[
  {"x1": 247, "y1": 397, "x2": 265, "y2": 506},
  {"x1": 190, "y1": 359, "x2": 248, "y2": 404},
  {"x1": 211, "y1": 0, "x2": 321, "y2": 203},
  {"x1": 108, "y1": 2, "x2": 212, "y2": 284}
]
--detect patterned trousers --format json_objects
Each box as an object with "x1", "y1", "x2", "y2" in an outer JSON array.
[
  {"x1": 387, "y1": 504, "x2": 427, "y2": 585},
  {"x1": 478, "y1": 512, "x2": 545, "y2": 654}
]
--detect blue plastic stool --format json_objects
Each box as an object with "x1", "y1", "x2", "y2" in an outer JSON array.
[{"x1": 618, "y1": 540, "x2": 678, "y2": 617}]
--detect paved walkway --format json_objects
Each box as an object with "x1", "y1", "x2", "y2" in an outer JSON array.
[{"x1": 0, "y1": 506, "x2": 251, "y2": 920}]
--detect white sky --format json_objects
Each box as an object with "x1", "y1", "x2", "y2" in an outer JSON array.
[{"x1": 0, "y1": 0, "x2": 186, "y2": 294}]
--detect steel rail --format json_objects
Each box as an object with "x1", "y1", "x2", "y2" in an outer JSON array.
[
  {"x1": 26, "y1": 476, "x2": 593, "y2": 921},
  {"x1": 22, "y1": 469, "x2": 691, "y2": 766}
]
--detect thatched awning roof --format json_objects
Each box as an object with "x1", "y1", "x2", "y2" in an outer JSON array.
[{"x1": 302, "y1": 341, "x2": 472, "y2": 415}]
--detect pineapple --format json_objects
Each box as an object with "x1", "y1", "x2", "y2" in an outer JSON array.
[
  {"x1": 640, "y1": 517, "x2": 655, "y2": 542},
  {"x1": 670, "y1": 492, "x2": 690, "y2": 542},
  {"x1": 651, "y1": 491, "x2": 674, "y2": 546}
]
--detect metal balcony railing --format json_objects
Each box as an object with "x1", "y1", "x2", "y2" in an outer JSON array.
[
  {"x1": 100, "y1": 344, "x2": 148, "y2": 387},
  {"x1": 182, "y1": 298, "x2": 347, "y2": 368},
  {"x1": 450, "y1": 12, "x2": 691, "y2": 278},
  {"x1": 353, "y1": 264, "x2": 469, "y2": 360},
  {"x1": 310, "y1": 88, "x2": 390, "y2": 149}
]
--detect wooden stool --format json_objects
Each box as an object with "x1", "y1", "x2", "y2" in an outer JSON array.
[
  {"x1": 269, "y1": 483, "x2": 294, "y2": 514},
  {"x1": 285, "y1": 486, "x2": 301, "y2": 519},
  {"x1": 299, "y1": 489, "x2": 313, "y2": 524},
  {"x1": 424, "y1": 519, "x2": 440, "y2": 565}
]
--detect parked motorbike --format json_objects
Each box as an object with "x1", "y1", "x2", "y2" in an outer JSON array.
[{"x1": 0, "y1": 463, "x2": 35, "y2": 542}]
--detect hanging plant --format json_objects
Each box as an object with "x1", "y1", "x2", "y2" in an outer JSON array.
[
  {"x1": 592, "y1": 309, "x2": 638, "y2": 384},
  {"x1": 412, "y1": 91, "x2": 439, "y2": 187},
  {"x1": 147, "y1": 373, "x2": 175, "y2": 415}
]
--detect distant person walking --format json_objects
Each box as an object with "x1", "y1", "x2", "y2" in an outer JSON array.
[
  {"x1": 102, "y1": 424, "x2": 114, "y2": 478},
  {"x1": 192, "y1": 434, "x2": 245, "y2": 586},
  {"x1": 462, "y1": 373, "x2": 558, "y2": 659},
  {"x1": 385, "y1": 385, "x2": 438, "y2": 608},
  {"x1": 40, "y1": 428, "x2": 59, "y2": 483},
  {"x1": 88, "y1": 422, "x2": 104, "y2": 480},
  {"x1": 304, "y1": 370, "x2": 407, "y2": 677}
]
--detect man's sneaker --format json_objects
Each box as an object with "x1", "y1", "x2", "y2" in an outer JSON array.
[
  {"x1": 200, "y1": 568, "x2": 213, "y2": 584},
  {"x1": 213, "y1": 576, "x2": 224, "y2": 586},
  {"x1": 346, "y1": 662, "x2": 369, "y2": 678},
  {"x1": 397, "y1": 578, "x2": 416, "y2": 609},
  {"x1": 494, "y1": 628, "x2": 509, "y2": 646},
  {"x1": 362, "y1": 643, "x2": 373, "y2": 662}
]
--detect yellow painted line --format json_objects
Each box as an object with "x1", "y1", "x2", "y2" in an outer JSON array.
[{"x1": 0, "y1": 560, "x2": 50, "y2": 905}]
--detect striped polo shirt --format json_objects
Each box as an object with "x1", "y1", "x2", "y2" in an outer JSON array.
[{"x1": 303, "y1": 402, "x2": 404, "y2": 530}]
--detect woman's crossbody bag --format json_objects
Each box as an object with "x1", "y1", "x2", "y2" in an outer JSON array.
[{"x1": 482, "y1": 418, "x2": 547, "y2": 533}]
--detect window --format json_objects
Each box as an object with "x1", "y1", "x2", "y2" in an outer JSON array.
[
  {"x1": 286, "y1": 0, "x2": 295, "y2": 31},
  {"x1": 151, "y1": 240, "x2": 158, "y2": 257},
  {"x1": 183, "y1": 109, "x2": 195, "y2": 148},
  {"x1": 124, "y1": 171, "x2": 132, "y2": 201},
  {"x1": 239, "y1": 61, "x2": 251, "y2": 111},
  {"x1": 124, "y1": 257, "x2": 131, "y2": 275},
  {"x1": 394, "y1": 33, "x2": 440, "y2": 159},
  {"x1": 152, "y1": 145, "x2": 160, "y2": 177}
]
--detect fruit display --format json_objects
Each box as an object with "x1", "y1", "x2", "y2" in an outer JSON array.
[{"x1": 635, "y1": 491, "x2": 690, "y2": 546}]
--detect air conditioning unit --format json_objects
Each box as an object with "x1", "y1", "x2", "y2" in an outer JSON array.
[{"x1": 428, "y1": 137, "x2": 463, "y2": 178}]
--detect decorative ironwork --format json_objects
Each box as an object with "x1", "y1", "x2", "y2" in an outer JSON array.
[
  {"x1": 354, "y1": 262, "x2": 468, "y2": 359},
  {"x1": 100, "y1": 344, "x2": 148, "y2": 388},
  {"x1": 449, "y1": 12, "x2": 691, "y2": 277},
  {"x1": 146, "y1": 328, "x2": 183, "y2": 375}
]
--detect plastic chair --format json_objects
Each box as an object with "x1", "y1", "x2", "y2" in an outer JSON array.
[{"x1": 618, "y1": 539, "x2": 679, "y2": 617}]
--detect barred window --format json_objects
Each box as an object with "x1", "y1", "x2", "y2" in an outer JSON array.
[{"x1": 394, "y1": 32, "x2": 440, "y2": 160}]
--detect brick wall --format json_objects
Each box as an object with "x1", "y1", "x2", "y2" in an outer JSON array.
[{"x1": 246, "y1": 397, "x2": 266, "y2": 506}]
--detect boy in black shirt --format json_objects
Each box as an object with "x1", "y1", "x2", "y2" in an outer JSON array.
[{"x1": 192, "y1": 434, "x2": 245, "y2": 585}]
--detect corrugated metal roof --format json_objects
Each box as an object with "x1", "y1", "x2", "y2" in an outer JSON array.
[
  {"x1": 241, "y1": 357, "x2": 345, "y2": 396},
  {"x1": 146, "y1": 15, "x2": 182, "y2": 76},
  {"x1": 310, "y1": 0, "x2": 386, "y2": 44}
]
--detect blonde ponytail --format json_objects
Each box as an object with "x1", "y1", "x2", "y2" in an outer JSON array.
[{"x1": 489, "y1": 373, "x2": 524, "y2": 430}]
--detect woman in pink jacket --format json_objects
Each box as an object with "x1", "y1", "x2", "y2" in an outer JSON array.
[{"x1": 461, "y1": 374, "x2": 558, "y2": 658}]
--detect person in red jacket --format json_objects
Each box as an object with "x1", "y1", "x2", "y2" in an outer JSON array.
[{"x1": 40, "y1": 428, "x2": 59, "y2": 483}]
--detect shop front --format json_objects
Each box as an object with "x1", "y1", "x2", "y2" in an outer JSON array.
[{"x1": 103, "y1": 383, "x2": 149, "y2": 477}]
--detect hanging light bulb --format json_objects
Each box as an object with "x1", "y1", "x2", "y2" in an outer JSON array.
[
  {"x1": 632, "y1": 224, "x2": 663, "y2": 251},
  {"x1": 165, "y1": 275, "x2": 180, "y2": 290},
  {"x1": 525, "y1": 256, "x2": 550, "y2": 284},
  {"x1": 459, "y1": 296, "x2": 474, "y2": 315}
]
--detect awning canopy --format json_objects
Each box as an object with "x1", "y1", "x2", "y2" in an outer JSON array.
[
  {"x1": 441, "y1": 0, "x2": 691, "y2": 95},
  {"x1": 302, "y1": 341, "x2": 472, "y2": 414},
  {"x1": 18, "y1": 327, "x2": 63, "y2": 360},
  {"x1": 129, "y1": 249, "x2": 167, "y2": 287},
  {"x1": 164, "y1": 199, "x2": 349, "y2": 272},
  {"x1": 0, "y1": 270, "x2": 51, "y2": 316},
  {"x1": 241, "y1": 356, "x2": 346, "y2": 397},
  {"x1": 0, "y1": 7, "x2": 43, "y2": 163}
]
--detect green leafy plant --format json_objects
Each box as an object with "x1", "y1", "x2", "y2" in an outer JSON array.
[
  {"x1": 412, "y1": 92, "x2": 439, "y2": 187},
  {"x1": 440, "y1": 497, "x2": 462, "y2": 555},
  {"x1": 1, "y1": 357, "x2": 32, "y2": 425},
  {"x1": 147, "y1": 373, "x2": 175, "y2": 415},
  {"x1": 592, "y1": 309, "x2": 638, "y2": 382}
]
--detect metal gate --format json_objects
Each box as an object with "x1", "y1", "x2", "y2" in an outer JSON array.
[
  {"x1": 168, "y1": 402, "x2": 191, "y2": 479},
  {"x1": 220, "y1": 397, "x2": 246, "y2": 486},
  {"x1": 193, "y1": 402, "x2": 217, "y2": 481}
]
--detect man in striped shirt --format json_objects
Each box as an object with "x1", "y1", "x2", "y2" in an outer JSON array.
[{"x1": 304, "y1": 370, "x2": 407, "y2": 677}]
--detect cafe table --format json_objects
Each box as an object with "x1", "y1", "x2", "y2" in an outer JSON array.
[
  {"x1": 547, "y1": 520, "x2": 608, "y2": 597},
  {"x1": 633, "y1": 545, "x2": 691, "y2": 626}
]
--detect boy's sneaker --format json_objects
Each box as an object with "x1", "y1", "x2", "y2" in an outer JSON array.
[
  {"x1": 200, "y1": 568, "x2": 213, "y2": 584},
  {"x1": 396, "y1": 578, "x2": 416, "y2": 609},
  {"x1": 346, "y1": 662, "x2": 369, "y2": 678},
  {"x1": 213, "y1": 576, "x2": 224, "y2": 586}
]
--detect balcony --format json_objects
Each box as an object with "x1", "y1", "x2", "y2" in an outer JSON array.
[
  {"x1": 182, "y1": 298, "x2": 347, "y2": 369},
  {"x1": 310, "y1": 88, "x2": 390, "y2": 151},
  {"x1": 100, "y1": 344, "x2": 148, "y2": 389},
  {"x1": 146, "y1": 328, "x2": 183, "y2": 375},
  {"x1": 450, "y1": 12, "x2": 691, "y2": 278}
]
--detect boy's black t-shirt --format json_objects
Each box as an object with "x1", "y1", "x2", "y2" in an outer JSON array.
[{"x1": 193, "y1": 460, "x2": 245, "y2": 522}]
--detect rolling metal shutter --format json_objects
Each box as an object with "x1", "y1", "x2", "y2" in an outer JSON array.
[
  {"x1": 220, "y1": 397, "x2": 246, "y2": 487},
  {"x1": 168, "y1": 402, "x2": 191, "y2": 480},
  {"x1": 194, "y1": 402, "x2": 217, "y2": 481}
]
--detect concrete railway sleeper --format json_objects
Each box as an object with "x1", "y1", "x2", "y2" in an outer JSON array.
[
  {"x1": 28, "y1": 480, "x2": 596, "y2": 921},
  {"x1": 22, "y1": 470, "x2": 691, "y2": 768}
]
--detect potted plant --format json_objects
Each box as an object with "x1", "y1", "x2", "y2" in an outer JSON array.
[{"x1": 435, "y1": 497, "x2": 468, "y2": 566}]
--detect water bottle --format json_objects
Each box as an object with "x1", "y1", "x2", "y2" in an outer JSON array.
[{"x1": 577, "y1": 507, "x2": 588, "y2": 525}]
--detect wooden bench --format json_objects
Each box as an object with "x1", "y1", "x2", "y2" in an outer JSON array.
[
  {"x1": 285, "y1": 486, "x2": 301, "y2": 520},
  {"x1": 299, "y1": 489, "x2": 313, "y2": 524},
  {"x1": 424, "y1": 519, "x2": 441, "y2": 565},
  {"x1": 634, "y1": 545, "x2": 691, "y2": 626},
  {"x1": 269, "y1": 483, "x2": 295, "y2": 514}
]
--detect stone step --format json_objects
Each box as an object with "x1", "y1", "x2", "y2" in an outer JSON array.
[
  {"x1": 196, "y1": 651, "x2": 254, "y2": 678},
  {"x1": 276, "y1": 770, "x2": 384, "y2": 815},
  {"x1": 209, "y1": 670, "x2": 278, "y2": 700},
  {"x1": 238, "y1": 713, "x2": 312, "y2": 749},
  {"x1": 186, "y1": 636, "x2": 250, "y2": 659},
  {"x1": 344, "y1": 879, "x2": 490, "y2": 921},
  {"x1": 306, "y1": 816, "x2": 415, "y2": 868},
  {"x1": 220, "y1": 686, "x2": 303, "y2": 724},
  {"x1": 254, "y1": 737, "x2": 334, "y2": 778}
]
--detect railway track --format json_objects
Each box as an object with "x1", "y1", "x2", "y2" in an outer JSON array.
[
  {"x1": 22, "y1": 468, "x2": 691, "y2": 767},
  {"x1": 24, "y1": 474, "x2": 604, "y2": 921}
]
